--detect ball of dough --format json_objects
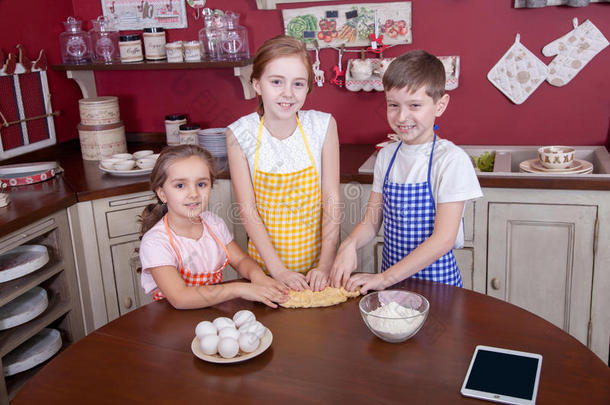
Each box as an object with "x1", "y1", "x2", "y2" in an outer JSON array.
[
  {"x1": 195, "y1": 321, "x2": 217, "y2": 338},
  {"x1": 218, "y1": 337, "x2": 239, "y2": 359},
  {"x1": 218, "y1": 327, "x2": 240, "y2": 340},
  {"x1": 213, "y1": 317, "x2": 235, "y2": 330},
  {"x1": 199, "y1": 334, "x2": 219, "y2": 355},
  {"x1": 238, "y1": 332, "x2": 260, "y2": 353},
  {"x1": 233, "y1": 310, "x2": 256, "y2": 328}
]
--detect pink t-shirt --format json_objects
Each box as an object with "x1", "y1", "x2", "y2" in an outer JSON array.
[{"x1": 139, "y1": 211, "x2": 233, "y2": 294}]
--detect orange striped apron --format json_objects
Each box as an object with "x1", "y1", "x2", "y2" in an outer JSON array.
[
  {"x1": 152, "y1": 215, "x2": 230, "y2": 301},
  {"x1": 247, "y1": 115, "x2": 322, "y2": 274}
]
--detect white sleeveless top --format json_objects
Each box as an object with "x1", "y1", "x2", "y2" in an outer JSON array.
[{"x1": 228, "y1": 110, "x2": 331, "y2": 185}]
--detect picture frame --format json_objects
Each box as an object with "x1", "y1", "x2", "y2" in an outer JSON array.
[{"x1": 101, "y1": 0, "x2": 188, "y2": 30}]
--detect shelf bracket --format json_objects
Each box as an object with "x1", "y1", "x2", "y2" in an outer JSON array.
[
  {"x1": 234, "y1": 64, "x2": 256, "y2": 100},
  {"x1": 65, "y1": 70, "x2": 98, "y2": 98}
]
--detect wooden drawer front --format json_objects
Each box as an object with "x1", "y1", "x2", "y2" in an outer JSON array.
[{"x1": 106, "y1": 207, "x2": 148, "y2": 239}]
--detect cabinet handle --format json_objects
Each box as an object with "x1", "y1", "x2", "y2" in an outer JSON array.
[
  {"x1": 491, "y1": 278, "x2": 501, "y2": 290},
  {"x1": 123, "y1": 297, "x2": 133, "y2": 309}
]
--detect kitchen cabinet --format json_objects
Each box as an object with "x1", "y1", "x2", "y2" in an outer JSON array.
[
  {"x1": 473, "y1": 187, "x2": 610, "y2": 364},
  {"x1": 69, "y1": 179, "x2": 243, "y2": 333},
  {"x1": 0, "y1": 211, "x2": 84, "y2": 404}
]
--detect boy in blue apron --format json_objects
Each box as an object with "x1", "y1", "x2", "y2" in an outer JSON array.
[{"x1": 331, "y1": 50, "x2": 482, "y2": 293}]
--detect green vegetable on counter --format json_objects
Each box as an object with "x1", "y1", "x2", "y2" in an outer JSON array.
[
  {"x1": 286, "y1": 15, "x2": 318, "y2": 42},
  {"x1": 472, "y1": 151, "x2": 495, "y2": 172}
]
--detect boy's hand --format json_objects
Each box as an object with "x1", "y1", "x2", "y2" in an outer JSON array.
[
  {"x1": 305, "y1": 268, "x2": 329, "y2": 292},
  {"x1": 330, "y1": 241, "x2": 358, "y2": 288},
  {"x1": 345, "y1": 273, "x2": 387, "y2": 295},
  {"x1": 274, "y1": 270, "x2": 309, "y2": 291}
]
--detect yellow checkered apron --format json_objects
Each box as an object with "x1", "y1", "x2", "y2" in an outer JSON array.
[{"x1": 247, "y1": 116, "x2": 322, "y2": 274}]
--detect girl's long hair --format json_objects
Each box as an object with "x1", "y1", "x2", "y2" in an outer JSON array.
[{"x1": 139, "y1": 145, "x2": 217, "y2": 235}]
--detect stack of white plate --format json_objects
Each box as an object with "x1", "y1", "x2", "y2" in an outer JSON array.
[{"x1": 198, "y1": 128, "x2": 227, "y2": 157}]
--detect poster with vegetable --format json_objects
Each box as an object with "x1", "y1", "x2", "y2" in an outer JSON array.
[{"x1": 282, "y1": 2, "x2": 411, "y2": 48}]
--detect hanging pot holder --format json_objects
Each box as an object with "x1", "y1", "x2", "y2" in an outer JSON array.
[
  {"x1": 487, "y1": 34, "x2": 549, "y2": 104},
  {"x1": 542, "y1": 18, "x2": 609, "y2": 87}
]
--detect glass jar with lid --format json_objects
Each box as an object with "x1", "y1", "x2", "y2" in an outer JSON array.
[
  {"x1": 90, "y1": 16, "x2": 120, "y2": 63},
  {"x1": 199, "y1": 10, "x2": 225, "y2": 61},
  {"x1": 59, "y1": 16, "x2": 92, "y2": 64},
  {"x1": 221, "y1": 11, "x2": 249, "y2": 61}
]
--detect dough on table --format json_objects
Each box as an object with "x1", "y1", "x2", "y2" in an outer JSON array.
[{"x1": 280, "y1": 286, "x2": 360, "y2": 308}]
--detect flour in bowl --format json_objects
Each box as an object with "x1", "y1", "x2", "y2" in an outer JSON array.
[{"x1": 366, "y1": 301, "x2": 423, "y2": 337}]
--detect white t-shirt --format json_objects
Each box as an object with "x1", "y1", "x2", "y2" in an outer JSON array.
[
  {"x1": 372, "y1": 138, "x2": 483, "y2": 248},
  {"x1": 139, "y1": 211, "x2": 233, "y2": 294},
  {"x1": 227, "y1": 110, "x2": 331, "y2": 185}
]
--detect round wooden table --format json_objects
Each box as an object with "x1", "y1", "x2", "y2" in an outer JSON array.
[{"x1": 13, "y1": 280, "x2": 610, "y2": 404}]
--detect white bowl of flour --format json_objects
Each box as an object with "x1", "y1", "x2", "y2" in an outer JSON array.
[{"x1": 359, "y1": 290, "x2": 429, "y2": 343}]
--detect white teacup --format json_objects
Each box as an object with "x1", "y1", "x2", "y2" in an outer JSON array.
[
  {"x1": 350, "y1": 59, "x2": 374, "y2": 81},
  {"x1": 111, "y1": 153, "x2": 133, "y2": 160},
  {"x1": 101, "y1": 158, "x2": 123, "y2": 170},
  {"x1": 114, "y1": 160, "x2": 136, "y2": 171},
  {"x1": 136, "y1": 158, "x2": 156, "y2": 170},
  {"x1": 133, "y1": 150, "x2": 154, "y2": 159}
]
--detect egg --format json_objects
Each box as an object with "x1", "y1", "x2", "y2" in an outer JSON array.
[
  {"x1": 218, "y1": 337, "x2": 239, "y2": 359},
  {"x1": 238, "y1": 332, "x2": 260, "y2": 353},
  {"x1": 195, "y1": 321, "x2": 217, "y2": 338},
  {"x1": 199, "y1": 334, "x2": 220, "y2": 355},
  {"x1": 233, "y1": 310, "x2": 256, "y2": 327},
  {"x1": 218, "y1": 327, "x2": 240, "y2": 340},
  {"x1": 240, "y1": 321, "x2": 267, "y2": 339},
  {"x1": 213, "y1": 317, "x2": 235, "y2": 330}
]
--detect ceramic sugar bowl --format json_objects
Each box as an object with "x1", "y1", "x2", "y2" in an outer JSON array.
[{"x1": 538, "y1": 146, "x2": 575, "y2": 169}]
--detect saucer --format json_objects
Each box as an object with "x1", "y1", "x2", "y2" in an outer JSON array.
[{"x1": 520, "y1": 159, "x2": 593, "y2": 174}]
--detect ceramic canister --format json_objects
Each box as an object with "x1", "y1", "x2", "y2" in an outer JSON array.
[
  {"x1": 78, "y1": 96, "x2": 120, "y2": 125},
  {"x1": 179, "y1": 124, "x2": 200, "y2": 145},
  {"x1": 143, "y1": 27, "x2": 166, "y2": 60},
  {"x1": 77, "y1": 121, "x2": 127, "y2": 160},
  {"x1": 119, "y1": 34, "x2": 143, "y2": 62},
  {"x1": 165, "y1": 114, "x2": 187, "y2": 145}
]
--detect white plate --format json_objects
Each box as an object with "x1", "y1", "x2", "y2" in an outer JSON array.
[
  {"x1": 0, "y1": 245, "x2": 49, "y2": 283},
  {"x1": 519, "y1": 159, "x2": 593, "y2": 174},
  {"x1": 99, "y1": 165, "x2": 153, "y2": 177},
  {"x1": 3, "y1": 328, "x2": 62, "y2": 376},
  {"x1": 0, "y1": 162, "x2": 58, "y2": 176},
  {"x1": 191, "y1": 329, "x2": 273, "y2": 364},
  {"x1": 0, "y1": 287, "x2": 48, "y2": 330}
]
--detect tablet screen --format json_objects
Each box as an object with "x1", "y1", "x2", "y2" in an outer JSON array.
[{"x1": 461, "y1": 345, "x2": 542, "y2": 405}]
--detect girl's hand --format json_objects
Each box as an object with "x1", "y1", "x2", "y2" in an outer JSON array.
[
  {"x1": 305, "y1": 268, "x2": 329, "y2": 292},
  {"x1": 251, "y1": 272, "x2": 290, "y2": 296},
  {"x1": 274, "y1": 270, "x2": 309, "y2": 291},
  {"x1": 329, "y1": 241, "x2": 358, "y2": 288},
  {"x1": 239, "y1": 283, "x2": 289, "y2": 308},
  {"x1": 345, "y1": 273, "x2": 387, "y2": 295}
]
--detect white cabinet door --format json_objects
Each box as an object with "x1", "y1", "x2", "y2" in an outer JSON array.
[
  {"x1": 487, "y1": 203, "x2": 596, "y2": 346},
  {"x1": 454, "y1": 248, "x2": 474, "y2": 290},
  {"x1": 111, "y1": 240, "x2": 152, "y2": 316},
  {"x1": 209, "y1": 179, "x2": 239, "y2": 281}
]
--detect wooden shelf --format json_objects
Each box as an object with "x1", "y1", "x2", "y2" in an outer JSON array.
[
  {"x1": 0, "y1": 295, "x2": 70, "y2": 357},
  {"x1": 51, "y1": 59, "x2": 255, "y2": 100},
  {"x1": 0, "y1": 261, "x2": 63, "y2": 307},
  {"x1": 52, "y1": 59, "x2": 252, "y2": 71}
]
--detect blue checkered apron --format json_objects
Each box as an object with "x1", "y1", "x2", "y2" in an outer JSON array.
[{"x1": 381, "y1": 134, "x2": 462, "y2": 286}]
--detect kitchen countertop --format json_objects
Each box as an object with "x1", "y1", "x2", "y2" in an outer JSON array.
[{"x1": 1, "y1": 137, "x2": 608, "y2": 236}]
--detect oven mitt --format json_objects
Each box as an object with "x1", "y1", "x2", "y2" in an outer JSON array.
[
  {"x1": 487, "y1": 34, "x2": 549, "y2": 104},
  {"x1": 542, "y1": 18, "x2": 609, "y2": 87}
]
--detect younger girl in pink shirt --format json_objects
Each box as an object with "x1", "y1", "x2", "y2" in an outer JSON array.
[{"x1": 139, "y1": 145, "x2": 288, "y2": 309}]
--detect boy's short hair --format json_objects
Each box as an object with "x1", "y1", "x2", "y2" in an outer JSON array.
[{"x1": 383, "y1": 50, "x2": 446, "y2": 102}]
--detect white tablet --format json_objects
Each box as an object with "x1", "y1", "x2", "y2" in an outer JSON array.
[{"x1": 460, "y1": 345, "x2": 543, "y2": 405}]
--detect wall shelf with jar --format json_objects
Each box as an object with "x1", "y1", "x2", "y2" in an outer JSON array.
[{"x1": 51, "y1": 59, "x2": 255, "y2": 100}]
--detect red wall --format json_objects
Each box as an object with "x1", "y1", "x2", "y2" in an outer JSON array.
[{"x1": 2, "y1": 1, "x2": 609, "y2": 146}]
